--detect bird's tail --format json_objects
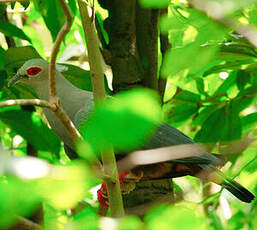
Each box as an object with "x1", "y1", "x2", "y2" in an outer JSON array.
[{"x1": 221, "y1": 178, "x2": 255, "y2": 203}]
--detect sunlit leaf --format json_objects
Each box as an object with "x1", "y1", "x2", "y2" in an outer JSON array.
[
  {"x1": 145, "y1": 205, "x2": 205, "y2": 230},
  {"x1": 0, "y1": 177, "x2": 40, "y2": 228},
  {"x1": 79, "y1": 89, "x2": 162, "y2": 153},
  {"x1": 139, "y1": 0, "x2": 170, "y2": 8},
  {"x1": 241, "y1": 112, "x2": 257, "y2": 132}
]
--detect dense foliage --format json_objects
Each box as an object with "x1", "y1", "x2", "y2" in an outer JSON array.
[{"x1": 0, "y1": 0, "x2": 256, "y2": 229}]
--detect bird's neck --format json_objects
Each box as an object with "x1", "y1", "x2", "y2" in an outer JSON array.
[{"x1": 34, "y1": 72, "x2": 94, "y2": 120}]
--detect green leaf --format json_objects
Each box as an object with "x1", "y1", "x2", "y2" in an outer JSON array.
[
  {"x1": 33, "y1": 0, "x2": 74, "y2": 40},
  {"x1": 161, "y1": 43, "x2": 219, "y2": 77},
  {"x1": 119, "y1": 216, "x2": 143, "y2": 230},
  {"x1": 232, "y1": 86, "x2": 257, "y2": 113},
  {"x1": 174, "y1": 90, "x2": 201, "y2": 103},
  {"x1": 214, "y1": 70, "x2": 237, "y2": 94},
  {"x1": 61, "y1": 64, "x2": 92, "y2": 91},
  {"x1": 0, "y1": 70, "x2": 7, "y2": 91},
  {"x1": 145, "y1": 205, "x2": 205, "y2": 230},
  {"x1": 0, "y1": 110, "x2": 60, "y2": 156},
  {"x1": 195, "y1": 103, "x2": 242, "y2": 142},
  {"x1": 241, "y1": 112, "x2": 257, "y2": 132},
  {"x1": 4, "y1": 46, "x2": 42, "y2": 69},
  {"x1": 139, "y1": 0, "x2": 170, "y2": 8},
  {"x1": 20, "y1": 1, "x2": 30, "y2": 9},
  {"x1": 61, "y1": 64, "x2": 112, "y2": 94},
  {"x1": 0, "y1": 20, "x2": 31, "y2": 43},
  {"x1": 0, "y1": 46, "x2": 5, "y2": 69},
  {"x1": 192, "y1": 105, "x2": 220, "y2": 125},
  {"x1": 0, "y1": 177, "x2": 40, "y2": 228},
  {"x1": 168, "y1": 101, "x2": 198, "y2": 123},
  {"x1": 209, "y1": 209, "x2": 223, "y2": 230},
  {"x1": 79, "y1": 89, "x2": 162, "y2": 153},
  {"x1": 236, "y1": 70, "x2": 251, "y2": 91}
]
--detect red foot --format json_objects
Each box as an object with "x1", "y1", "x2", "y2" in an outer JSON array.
[{"x1": 97, "y1": 172, "x2": 130, "y2": 207}]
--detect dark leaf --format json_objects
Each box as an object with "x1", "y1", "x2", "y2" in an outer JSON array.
[
  {"x1": 168, "y1": 102, "x2": 198, "y2": 123},
  {"x1": 4, "y1": 46, "x2": 41, "y2": 69},
  {"x1": 195, "y1": 103, "x2": 241, "y2": 142},
  {"x1": 236, "y1": 70, "x2": 251, "y2": 91},
  {"x1": 0, "y1": 46, "x2": 5, "y2": 69},
  {"x1": 0, "y1": 20, "x2": 31, "y2": 43},
  {"x1": 174, "y1": 90, "x2": 201, "y2": 103},
  {"x1": 61, "y1": 64, "x2": 112, "y2": 94},
  {"x1": 20, "y1": 1, "x2": 30, "y2": 9},
  {"x1": 0, "y1": 110, "x2": 60, "y2": 156}
]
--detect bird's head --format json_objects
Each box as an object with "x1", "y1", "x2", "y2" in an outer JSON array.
[{"x1": 8, "y1": 59, "x2": 49, "y2": 87}]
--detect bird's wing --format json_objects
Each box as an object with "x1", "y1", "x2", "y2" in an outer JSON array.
[
  {"x1": 144, "y1": 123, "x2": 224, "y2": 166},
  {"x1": 74, "y1": 98, "x2": 94, "y2": 129}
]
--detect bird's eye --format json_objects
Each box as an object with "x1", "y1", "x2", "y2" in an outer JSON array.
[{"x1": 26, "y1": 67, "x2": 42, "y2": 76}]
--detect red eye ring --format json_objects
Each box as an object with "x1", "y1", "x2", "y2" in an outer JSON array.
[{"x1": 26, "y1": 67, "x2": 42, "y2": 76}]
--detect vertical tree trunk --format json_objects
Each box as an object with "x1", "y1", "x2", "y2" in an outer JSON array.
[{"x1": 99, "y1": 0, "x2": 173, "y2": 214}]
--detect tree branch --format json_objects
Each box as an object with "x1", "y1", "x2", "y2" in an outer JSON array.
[
  {"x1": 0, "y1": 99, "x2": 55, "y2": 110},
  {"x1": 49, "y1": 0, "x2": 73, "y2": 102},
  {"x1": 77, "y1": 0, "x2": 125, "y2": 217},
  {"x1": 0, "y1": 0, "x2": 29, "y2": 3}
]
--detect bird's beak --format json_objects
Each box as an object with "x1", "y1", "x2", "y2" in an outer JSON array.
[{"x1": 8, "y1": 73, "x2": 28, "y2": 87}]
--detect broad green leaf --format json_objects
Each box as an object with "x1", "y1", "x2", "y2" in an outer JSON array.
[
  {"x1": 162, "y1": 43, "x2": 219, "y2": 77},
  {"x1": 61, "y1": 64, "x2": 112, "y2": 94},
  {"x1": 0, "y1": 110, "x2": 60, "y2": 156},
  {"x1": 33, "y1": 0, "x2": 65, "y2": 40},
  {"x1": 72, "y1": 208, "x2": 99, "y2": 230},
  {"x1": 174, "y1": 90, "x2": 201, "y2": 103},
  {"x1": 241, "y1": 112, "x2": 257, "y2": 132},
  {"x1": 218, "y1": 42, "x2": 257, "y2": 60},
  {"x1": 0, "y1": 70, "x2": 7, "y2": 91},
  {"x1": 119, "y1": 216, "x2": 143, "y2": 230},
  {"x1": 209, "y1": 209, "x2": 223, "y2": 230},
  {"x1": 79, "y1": 89, "x2": 162, "y2": 153},
  {"x1": 214, "y1": 70, "x2": 237, "y2": 94},
  {"x1": 4, "y1": 46, "x2": 41, "y2": 69},
  {"x1": 20, "y1": 1, "x2": 30, "y2": 9},
  {"x1": 236, "y1": 70, "x2": 251, "y2": 90},
  {"x1": 145, "y1": 205, "x2": 205, "y2": 230},
  {"x1": 232, "y1": 86, "x2": 257, "y2": 113},
  {"x1": 192, "y1": 105, "x2": 220, "y2": 125},
  {"x1": 139, "y1": 0, "x2": 170, "y2": 8},
  {"x1": 168, "y1": 101, "x2": 198, "y2": 123},
  {"x1": 61, "y1": 64, "x2": 92, "y2": 91},
  {"x1": 195, "y1": 103, "x2": 242, "y2": 142},
  {"x1": 0, "y1": 177, "x2": 40, "y2": 228},
  {"x1": 0, "y1": 20, "x2": 31, "y2": 43}
]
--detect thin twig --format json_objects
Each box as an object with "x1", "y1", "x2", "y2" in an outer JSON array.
[
  {"x1": 0, "y1": 0, "x2": 29, "y2": 3},
  {"x1": 0, "y1": 99, "x2": 56, "y2": 110},
  {"x1": 77, "y1": 0, "x2": 125, "y2": 217},
  {"x1": 49, "y1": 0, "x2": 73, "y2": 102},
  {"x1": 46, "y1": 0, "x2": 82, "y2": 142}
]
